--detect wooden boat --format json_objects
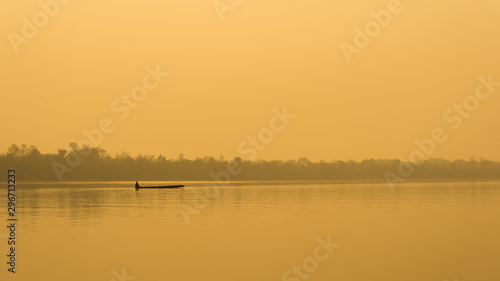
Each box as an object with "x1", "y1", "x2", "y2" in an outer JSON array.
[{"x1": 135, "y1": 184, "x2": 184, "y2": 189}]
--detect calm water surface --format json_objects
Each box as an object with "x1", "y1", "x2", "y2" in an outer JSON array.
[{"x1": 1, "y1": 181, "x2": 499, "y2": 281}]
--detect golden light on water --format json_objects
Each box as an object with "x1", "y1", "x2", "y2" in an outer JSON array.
[{"x1": 1, "y1": 1, "x2": 500, "y2": 281}]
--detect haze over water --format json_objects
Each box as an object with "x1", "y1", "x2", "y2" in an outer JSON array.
[
  {"x1": 2, "y1": 1, "x2": 500, "y2": 161},
  {"x1": 1, "y1": 181, "x2": 499, "y2": 281},
  {"x1": 2, "y1": 1, "x2": 500, "y2": 280}
]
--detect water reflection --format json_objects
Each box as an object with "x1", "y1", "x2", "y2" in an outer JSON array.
[
  {"x1": 0, "y1": 181, "x2": 499, "y2": 281},
  {"x1": 12, "y1": 181, "x2": 500, "y2": 225}
]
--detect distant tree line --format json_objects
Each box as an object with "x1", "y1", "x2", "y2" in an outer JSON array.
[{"x1": 1, "y1": 144, "x2": 499, "y2": 182}]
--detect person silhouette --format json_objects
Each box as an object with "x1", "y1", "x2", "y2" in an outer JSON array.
[{"x1": 135, "y1": 181, "x2": 140, "y2": 188}]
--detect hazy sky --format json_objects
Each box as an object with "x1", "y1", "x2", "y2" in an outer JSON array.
[{"x1": 1, "y1": 0, "x2": 499, "y2": 161}]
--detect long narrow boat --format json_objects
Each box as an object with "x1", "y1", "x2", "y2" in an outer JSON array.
[{"x1": 135, "y1": 185, "x2": 184, "y2": 189}]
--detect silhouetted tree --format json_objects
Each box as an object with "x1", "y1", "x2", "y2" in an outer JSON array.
[{"x1": 1, "y1": 144, "x2": 500, "y2": 182}]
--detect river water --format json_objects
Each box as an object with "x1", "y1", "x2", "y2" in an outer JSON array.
[{"x1": 1, "y1": 181, "x2": 499, "y2": 281}]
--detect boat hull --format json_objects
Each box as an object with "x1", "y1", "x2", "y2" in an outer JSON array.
[{"x1": 135, "y1": 185, "x2": 184, "y2": 189}]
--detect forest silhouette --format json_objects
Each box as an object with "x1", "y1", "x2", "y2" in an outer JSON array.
[{"x1": 1, "y1": 144, "x2": 499, "y2": 182}]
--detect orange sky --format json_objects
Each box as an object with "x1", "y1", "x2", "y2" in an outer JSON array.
[{"x1": 1, "y1": 0, "x2": 499, "y2": 161}]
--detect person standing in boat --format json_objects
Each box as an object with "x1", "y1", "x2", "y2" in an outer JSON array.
[{"x1": 135, "y1": 181, "x2": 140, "y2": 188}]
